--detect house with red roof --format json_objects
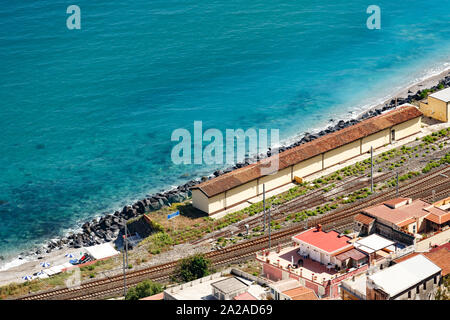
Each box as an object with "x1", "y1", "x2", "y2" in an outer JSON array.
[
  {"x1": 292, "y1": 224, "x2": 357, "y2": 267},
  {"x1": 256, "y1": 225, "x2": 370, "y2": 298}
]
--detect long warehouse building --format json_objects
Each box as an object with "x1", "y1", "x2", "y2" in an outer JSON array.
[{"x1": 191, "y1": 105, "x2": 423, "y2": 215}]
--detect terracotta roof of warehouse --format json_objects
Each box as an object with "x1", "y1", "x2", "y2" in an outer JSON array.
[{"x1": 192, "y1": 106, "x2": 422, "y2": 198}]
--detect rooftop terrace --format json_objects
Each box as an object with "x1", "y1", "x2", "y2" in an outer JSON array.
[{"x1": 258, "y1": 246, "x2": 338, "y2": 283}]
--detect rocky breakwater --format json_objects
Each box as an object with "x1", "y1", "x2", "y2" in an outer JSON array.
[
  {"x1": 40, "y1": 186, "x2": 195, "y2": 253},
  {"x1": 38, "y1": 75, "x2": 450, "y2": 255}
]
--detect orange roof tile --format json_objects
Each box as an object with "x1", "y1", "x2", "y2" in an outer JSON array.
[
  {"x1": 394, "y1": 252, "x2": 419, "y2": 264},
  {"x1": 140, "y1": 292, "x2": 164, "y2": 300},
  {"x1": 425, "y1": 212, "x2": 450, "y2": 225},
  {"x1": 397, "y1": 218, "x2": 416, "y2": 227},
  {"x1": 383, "y1": 198, "x2": 411, "y2": 209},
  {"x1": 425, "y1": 248, "x2": 450, "y2": 276},
  {"x1": 192, "y1": 106, "x2": 422, "y2": 198},
  {"x1": 282, "y1": 286, "x2": 318, "y2": 300},
  {"x1": 233, "y1": 292, "x2": 258, "y2": 300},
  {"x1": 354, "y1": 213, "x2": 375, "y2": 225},
  {"x1": 293, "y1": 228, "x2": 352, "y2": 253},
  {"x1": 363, "y1": 198, "x2": 448, "y2": 226},
  {"x1": 430, "y1": 243, "x2": 450, "y2": 252}
]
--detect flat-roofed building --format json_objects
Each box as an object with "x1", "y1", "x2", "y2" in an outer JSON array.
[
  {"x1": 163, "y1": 271, "x2": 266, "y2": 300},
  {"x1": 420, "y1": 87, "x2": 450, "y2": 122},
  {"x1": 366, "y1": 254, "x2": 442, "y2": 300},
  {"x1": 192, "y1": 106, "x2": 423, "y2": 215},
  {"x1": 211, "y1": 277, "x2": 249, "y2": 300},
  {"x1": 393, "y1": 243, "x2": 450, "y2": 277},
  {"x1": 340, "y1": 273, "x2": 368, "y2": 300},
  {"x1": 353, "y1": 234, "x2": 396, "y2": 266}
]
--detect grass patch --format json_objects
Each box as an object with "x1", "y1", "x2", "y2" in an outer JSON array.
[{"x1": 141, "y1": 232, "x2": 175, "y2": 255}]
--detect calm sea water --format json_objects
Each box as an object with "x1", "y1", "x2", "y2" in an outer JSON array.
[{"x1": 0, "y1": 0, "x2": 450, "y2": 263}]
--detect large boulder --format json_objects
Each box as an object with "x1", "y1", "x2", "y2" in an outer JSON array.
[{"x1": 168, "y1": 194, "x2": 183, "y2": 204}]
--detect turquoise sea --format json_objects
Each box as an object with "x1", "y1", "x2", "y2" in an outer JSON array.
[{"x1": 1, "y1": 0, "x2": 450, "y2": 265}]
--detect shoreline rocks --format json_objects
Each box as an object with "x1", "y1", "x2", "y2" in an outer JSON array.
[{"x1": 24, "y1": 74, "x2": 450, "y2": 257}]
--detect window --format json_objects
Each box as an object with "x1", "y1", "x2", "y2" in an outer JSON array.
[
  {"x1": 434, "y1": 276, "x2": 437, "y2": 284},
  {"x1": 423, "y1": 282, "x2": 426, "y2": 290},
  {"x1": 416, "y1": 286, "x2": 420, "y2": 294},
  {"x1": 391, "y1": 129, "x2": 396, "y2": 142},
  {"x1": 412, "y1": 225, "x2": 416, "y2": 233},
  {"x1": 408, "y1": 291, "x2": 411, "y2": 299}
]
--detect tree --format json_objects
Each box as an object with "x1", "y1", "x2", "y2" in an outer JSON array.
[
  {"x1": 125, "y1": 280, "x2": 163, "y2": 300},
  {"x1": 435, "y1": 275, "x2": 449, "y2": 300},
  {"x1": 175, "y1": 254, "x2": 212, "y2": 282}
]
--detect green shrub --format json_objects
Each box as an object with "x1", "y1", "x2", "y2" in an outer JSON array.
[
  {"x1": 125, "y1": 280, "x2": 163, "y2": 300},
  {"x1": 175, "y1": 254, "x2": 212, "y2": 283}
]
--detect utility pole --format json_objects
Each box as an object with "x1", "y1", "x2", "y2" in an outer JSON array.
[
  {"x1": 396, "y1": 171, "x2": 399, "y2": 197},
  {"x1": 122, "y1": 238, "x2": 127, "y2": 297},
  {"x1": 263, "y1": 184, "x2": 266, "y2": 232},
  {"x1": 125, "y1": 222, "x2": 129, "y2": 267},
  {"x1": 370, "y1": 146, "x2": 374, "y2": 193},
  {"x1": 122, "y1": 219, "x2": 129, "y2": 297},
  {"x1": 268, "y1": 207, "x2": 271, "y2": 249}
]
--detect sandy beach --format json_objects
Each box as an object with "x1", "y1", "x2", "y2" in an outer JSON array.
[{"x1": 0, "y1": 246, "x2": 88, "y2": 287}]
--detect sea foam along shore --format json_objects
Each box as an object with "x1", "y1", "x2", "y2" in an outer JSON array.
[{"x1": 1, "y1": 67, "x2": 450, "y2": 278}]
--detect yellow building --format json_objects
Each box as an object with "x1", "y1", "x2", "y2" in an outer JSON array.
[
  {"x1": 419, "y1": 87, "x2": 450, "y2": 122},
  {"x1": 192, "y1": 105, "x2": 423, "y2": 215}
]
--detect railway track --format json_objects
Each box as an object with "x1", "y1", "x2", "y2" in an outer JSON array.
[
  {"x1": 195, "y1": 164, "x2": 450, "y2": 243},
  {"x1": 191, "y1": 136, "x2": 450, "y2": 244},
  {"x1": 18, "y1": 165, "x2": 449, "y2": 300},
  {"x1": 190, "y1": 171, "x2": 395, "y2": 245}
]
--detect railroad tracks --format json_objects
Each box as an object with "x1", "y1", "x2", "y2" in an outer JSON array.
[
  {"x1": 18, "y1": 165, "x2": 449, "y2": 300},
  {"x1": 195, "y1": 162, "x2": 450, "y2": 243},
  {"x1": 190, "y1": 171, "x2": 394, "y2": 245}
]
